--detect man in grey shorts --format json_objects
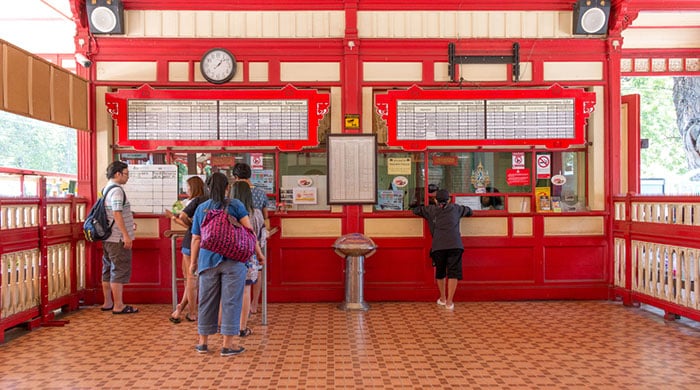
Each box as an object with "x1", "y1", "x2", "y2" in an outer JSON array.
[{"x1": 101, "y1": 161, "x2": 139, "y2": 314}]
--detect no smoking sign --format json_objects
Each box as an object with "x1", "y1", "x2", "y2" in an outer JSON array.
[{"x1": 536, "y1": 154, "x2": 551, "y2": 179}]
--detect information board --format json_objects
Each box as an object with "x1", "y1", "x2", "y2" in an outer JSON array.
[
  {"x1": 328, "y1": 135, "x2": 377, "y2": 204},
  {"x1": 376, "y1": 84, "x2": 595, "y2": 150},
  {"x1": 106, "y1": 84, "x2": 329, "y2": 151},
  {"x1": 123, "y1": 165, "x2": 178, "y2": 214}
]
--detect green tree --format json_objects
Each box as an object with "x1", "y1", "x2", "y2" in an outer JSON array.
[
  {"x1": 621, "y1": 77, "x2": 686, "y2": 178},
  {"x1": 0, "y1": 110, "x2": 77, "y2": 174}
]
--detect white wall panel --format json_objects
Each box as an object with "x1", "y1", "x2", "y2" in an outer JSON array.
[
  {"x1": 543, "y1": 62, "x2": 603, "y2": 81},
  {"x1": 363, "y1": 62, "x2": 422, "y2": 82},
  {"x1": 96, "y1": 61, "x2": 157, "y2": 82},
  {"x1": 358, "y1": 11, "x2": 573, "y2": 39},
  {"x1": 122, "y1": 10, "x2": 345, "y2": 38},
  {"x1": 280, "y1": 62, "x2": 340, "y2": 82}
]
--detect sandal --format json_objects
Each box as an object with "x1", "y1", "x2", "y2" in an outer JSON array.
[
  {"x1": 113, "y1": 305, "x2": 139, "y2": 315},
  {"x1": 169, "y1": 316, "x2": 181, "y2": 324},
  {"x1": 239, "y1": 328, "x2": 253, "y2": 337},
  {"x1": 185, "y1": 314, "x2": 197, "y2": 322}
]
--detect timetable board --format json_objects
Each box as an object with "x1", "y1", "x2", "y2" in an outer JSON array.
[
  {"x1": 376, "y1": 84, "x2": 596, "y2": 150},
  {"x1": 106, "y1": 84, "x2": 330, "y2": 151},
  {"x1": 123, "y1": 164, "x2": 178, "y2": 214}
]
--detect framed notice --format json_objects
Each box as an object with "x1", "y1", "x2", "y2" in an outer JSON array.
[{"x1": 328, "y1": 135, "x2": 377, "y2": 204}]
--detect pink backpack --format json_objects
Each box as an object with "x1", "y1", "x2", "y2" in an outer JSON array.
[{"x1": 200, "y1": 208, "x2": 256, "y2": 262}]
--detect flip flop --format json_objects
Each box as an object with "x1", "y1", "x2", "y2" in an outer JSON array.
[
  {"x1": 113, "y1": 305, "x2": 139, "y2": 315},
  {"x1": 185, "y1": 314, "x2": 196, "y2": 322},
  {"x1": 100, "y1": 306, "x2": 114, "y2": 311},
  {"x1": 169, "y1": 316, "x2": 181, "y2": 324}
]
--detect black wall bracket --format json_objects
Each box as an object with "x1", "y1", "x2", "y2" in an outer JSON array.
[{"x1": 448, "y1": 42, "x2": 520, "y2": 83}]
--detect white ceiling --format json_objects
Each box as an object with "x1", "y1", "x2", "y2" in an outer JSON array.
[{"x1": 0, "y1": 0, "x2": 75, "y2": 54}]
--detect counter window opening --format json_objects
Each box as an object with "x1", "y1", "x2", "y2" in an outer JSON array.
[{"x1": 376, "y1": 149, "x2": 587, "y2": 213}]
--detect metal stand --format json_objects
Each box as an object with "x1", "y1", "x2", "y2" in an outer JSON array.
[
  {"x1": 164, "y1": 230, "x2": 185, "y2": 311},
  {"x1": 338, "y1": 255, "x2": 370, "y2": 311}
]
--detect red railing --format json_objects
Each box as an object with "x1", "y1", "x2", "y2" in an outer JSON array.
[
  {"x1": 612, "y1": 194, "x2": 700, "y2": 322},
  {"x1": 0, "y1": 182, "x2": 89, "y2": 343}
]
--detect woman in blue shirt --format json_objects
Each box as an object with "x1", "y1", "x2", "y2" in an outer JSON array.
[{"x1": 189, "y1": 172, "x2": 255, "y2": 357}]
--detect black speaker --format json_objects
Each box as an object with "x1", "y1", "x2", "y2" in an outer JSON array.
[
  {"x1": 86, "y1": 0, "x2": 125, "y2": 35},
  {"x1": 573, "y1": 0, "x2": 610, "y2": 35}
]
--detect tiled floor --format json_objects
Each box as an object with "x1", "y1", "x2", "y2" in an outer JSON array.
[{"x1": 1, "y1": 300, "x2": 700, "y2": 389}]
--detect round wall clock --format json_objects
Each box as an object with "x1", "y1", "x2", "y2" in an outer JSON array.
[{"x1": 200, "y1": 48, "x2": 237, "y2": 84}]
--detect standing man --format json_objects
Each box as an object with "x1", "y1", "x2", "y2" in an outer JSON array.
[
  {"x1": 231, "y1": 162, "x2": 269, "y2": 314},
  {"x1": 412, "y1": 189, "x2": 472, "y2": 310},
  {"x1": 101, "y1": 161, "x2": 138, "y2": 314}
]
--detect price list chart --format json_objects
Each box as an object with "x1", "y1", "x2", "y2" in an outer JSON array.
[
  {"x1": 106, "y1": 84, "x2": 329, "y2": 151},
  {"x1": 486, "y1": 99, "x2": 574, "y2": 139},
  {"x1": 127, "y1": 100, "x2": 218, "y2": 140},
  {"x1": 396, "y1": 100, "x2": 485, "y2": 140},
  {"x1": 219, "y1": 100, "x2": 308, "y2": 140},
  {"x1": 376, "y1": 85, "x2": 595, "y2": 150}
]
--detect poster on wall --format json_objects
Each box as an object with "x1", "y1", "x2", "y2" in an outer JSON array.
[{"x1": 327, "y1": 135, "x2": 377, "y2": 204}]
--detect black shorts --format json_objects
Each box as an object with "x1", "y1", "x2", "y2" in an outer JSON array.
[{"x1": 430, "y1": 248, "x2": 464, "y2": 280}]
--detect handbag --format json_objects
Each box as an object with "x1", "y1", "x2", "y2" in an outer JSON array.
[{"x1": 200, "y1": 206, "x2": 256, "y2": 262}]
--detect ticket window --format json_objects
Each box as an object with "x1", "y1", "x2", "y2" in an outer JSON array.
[
  {"x1": 278, "y1": 151, "x2": 330, "y2": 211},
  {"x1": 403, "y1": 150, "x2": 587, "y2": 212}
]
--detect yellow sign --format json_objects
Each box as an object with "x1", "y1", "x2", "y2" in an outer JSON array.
[
  {"x1": 344, "y1": 114, "x2": 360, "y2": 129},
  {"x1": 388, "y1": 157, "x2": 412, "y2": 175}
]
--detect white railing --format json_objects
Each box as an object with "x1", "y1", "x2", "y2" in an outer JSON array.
[
  {"x1": 1, "y1": 249, "x2": 41, "y2": 319},
  {"x1": 631, "y1": 240, "x2": 699, "y2": 310},
  {"x1": 614, "y1": 238, "x2": 626, "y2": 289},
  {"x1": 630, "y1": 201, "x2": 700, "y2": 226},
  {"x1": 46, "y1": 203, "x2": 72, "y2": 225},
  {"x1": 47, "y1": 243, "x2": 71, "y2": 300},
  {"x1": 76, "y1": 240, "x2": 86, "y2": 291},
  {"x1": 0, "y1": 204, "x2": 39, "y2": 229}
]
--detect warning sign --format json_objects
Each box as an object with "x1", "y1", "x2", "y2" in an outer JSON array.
[
  {"x1": 512, "y1": 152, "x2": 525, "y2": 169},
  {"x1": 506, "y1": 168, "x2": 530, "y2": 186},
  {"x1": 536, "y1": 154, "x2": 551, "y2": 179}
]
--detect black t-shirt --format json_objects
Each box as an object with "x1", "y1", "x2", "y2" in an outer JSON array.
[{"x1": 181, "y1": 195, "x2": 207, "y2": 250}]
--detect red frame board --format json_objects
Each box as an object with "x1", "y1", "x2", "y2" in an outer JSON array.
[
  {"x1": 375, "y1": 84, "x2": 596, "y2": 151},
  {"x1": 105, "y1": 84, "x2": 330, "y2": 151}
]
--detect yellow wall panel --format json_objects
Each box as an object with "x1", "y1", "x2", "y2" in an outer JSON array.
[
  {"x1": 134, "y1": 218, "x2": 161, "y2": 238},
  {"x1": 462, "y1": 217, "x2": 508, "y2": 236},
  {"x1": 281, "y1": 218, "x2": 342, "y2": 238},
  {"x1": 543, "y1": 61, "x2": 603, "y2": 81},
  {"x1": 364, "y1": 218, "x2": 423, "y2": 237},
  {"x1": 96, "y1": 61, "x2": 158, "y2": 82},
  {"x1": 280, "y1": 62, "x2": 340, "y2": 82},
  {"x1": 544, "y1": 216, "x2": 604, "y2": 236},
  {"x1": 513, "y1": 217, "x2": 533, "y2": 236}
]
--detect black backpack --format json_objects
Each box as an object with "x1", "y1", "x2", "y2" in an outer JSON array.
[{"x1": 83, "y1": 185, "x2": 124, "y2": 242}]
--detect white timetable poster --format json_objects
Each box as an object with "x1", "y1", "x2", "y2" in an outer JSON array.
[
  {"x1": 328, "y1": 135, "x2": 377, "y2": 204},
  {"x1": 123, "y1": 165, "x2": 178, "y2": 214}
]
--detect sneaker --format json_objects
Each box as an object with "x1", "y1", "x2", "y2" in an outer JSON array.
[
  {"x1": 195, "y1": 344, "x2": 208, "y2": 353},
  {"x1": 221, "y1": 346, "x2": 245, "y2": 357},
  {"x1": 445, "y1": 303, "x2": 454, "y2": 310},
  {"x1": 437, "y1": 299, "x2": 446, "y2": 306},
  {"x1": 239, "y1": 328, "x2": 253, "y2": 337}
]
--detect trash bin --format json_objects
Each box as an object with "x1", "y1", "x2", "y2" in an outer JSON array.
[{"x1": 333, "y1": 233, "x2": 377, "y2": 311}]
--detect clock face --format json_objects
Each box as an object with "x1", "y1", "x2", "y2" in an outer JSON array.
[{"x1": 200, "y1": 48, "x2": 236, "y2": 84}]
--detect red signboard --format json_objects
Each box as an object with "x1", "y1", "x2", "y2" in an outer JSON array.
[
  {"x1": 375, "y1": 84, "x2": 596, "y2": 151},
  {"x1": 105, "y1": 84, "x2": 329, "y2": 151},
  {"x1": 506, "y1": 168, "x2": 531, "y2": 186}
]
